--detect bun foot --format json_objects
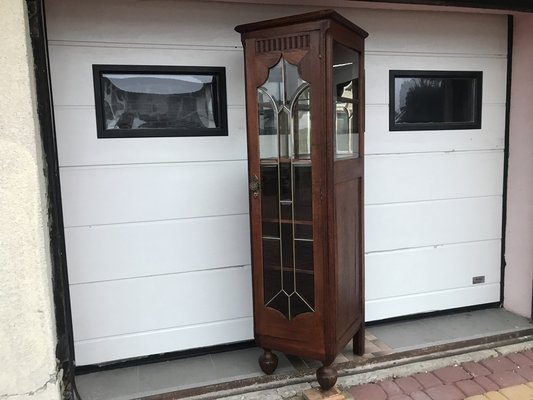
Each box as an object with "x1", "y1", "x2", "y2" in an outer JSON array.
[
  {"x1": 258, "y1": 349, "x2": 278, "y2": 375},
  {"x1": 316, "y1": 365, "x2": 337, "y2": 391}
]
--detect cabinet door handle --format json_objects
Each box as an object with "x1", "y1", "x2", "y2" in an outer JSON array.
[{"x1": 249, "y1": 175, "x2": 260, "y2": 198}]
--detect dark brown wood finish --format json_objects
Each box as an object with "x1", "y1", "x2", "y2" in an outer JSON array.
[{"x1": 236, "y1": 10, "x2": 367, "y2": 391}]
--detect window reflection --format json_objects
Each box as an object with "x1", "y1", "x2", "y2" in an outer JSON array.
[
  {"x1": 394, "y1": 77, "x2": 477, "y2": 124},
  {"x1": 333, "y1": 43, "x2": 359, "y2": 158},
  {"x1": 390, "y1": 71, "x2": 482, "y2": 131},
  {"x1": 102, "y1": 74, "x2": 218, "y2": 130}
]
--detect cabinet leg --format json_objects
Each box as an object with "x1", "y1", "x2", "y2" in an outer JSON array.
[
  {"x1": 316, "y1": 364, "x2": 337, "y2": 391},
  {"x1": 353, "y1": 323, "x2": 365, "y2": 356},
  {"x1": 258, "y1": 349, "x2": 278, "y2": 375}
]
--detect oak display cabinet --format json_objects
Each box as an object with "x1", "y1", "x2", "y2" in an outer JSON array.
[{"x1": 235, "y1": 10, "x2": 367, "y2": 390}]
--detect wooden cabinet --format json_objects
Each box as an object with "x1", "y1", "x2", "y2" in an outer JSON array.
[{"x1": 235, "y1": 10, "x2": 367, "y2": 390}]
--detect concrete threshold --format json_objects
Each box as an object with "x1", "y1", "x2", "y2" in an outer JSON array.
[{"x1": 142, "y1": 332, "x2": 533, "y2": 400}]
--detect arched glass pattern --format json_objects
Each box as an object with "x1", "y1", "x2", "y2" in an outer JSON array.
[{"x1": 258, "y1": 58, "x2": 314, "y2": 320}]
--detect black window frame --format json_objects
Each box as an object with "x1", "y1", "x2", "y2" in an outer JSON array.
[
  {"x1": 93, "y1": 64, "x2": 228, "y2": 138},
  {"x1": 389, "y1": 70, "x2": 483, "y2": 131}
]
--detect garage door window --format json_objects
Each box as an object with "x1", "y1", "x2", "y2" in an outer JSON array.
[
  {"x1": 389, "y1": 70, "x2": 482, "y2": 131},
  {"x1": 93, "y1": 65, "x2": 228, "y2": 138}
]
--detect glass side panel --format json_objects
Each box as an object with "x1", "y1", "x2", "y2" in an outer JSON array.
[
  {"x1": 258, "y1": 57, "x2": 314, "y2": 320},
  {"x1": 333, "y1": 42, "x2": 360, "y2": 159}
]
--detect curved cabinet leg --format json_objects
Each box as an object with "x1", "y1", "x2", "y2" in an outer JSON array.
[
  {"x1": 316, "y1": 364, "x2": 337, "y2": 391},
  {"x1": 258, "y1": 349, "x2": 278, "y2": 375},
  {"x1": 353, "y1": 323, "x2": 365, "y2": 356}
]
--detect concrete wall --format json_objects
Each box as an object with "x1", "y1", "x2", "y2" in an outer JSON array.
[
  {"x1": 0, "y1": 0, "x2": 60, "y2": 399},
  {"x1": 503, "y1": 13, "x2": 533, "y2": 318}
]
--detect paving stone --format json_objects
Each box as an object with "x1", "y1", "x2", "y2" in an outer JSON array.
[
  {"x1": 378, "y1": 380, "x2": 403, "y2": 396},
  {"x1": 520, "y1": 350, "x2": 533, "y2": 362},
  {"x1": 425, "y1": 384, "x2": 464, "y2": 400},
  {"x1": 473, "y1": 376, "x2": 500, "y2": 392},
  {"x1": 516, "y1": 365, "x2": 533, "y2": 381},
  {"x1": 487, "y1": 371, "x2": 527, "y2": 388},
  {"x1": 463, "y1": 396, "x2": 487, "y2": 400},
  {"x1": 302, "y1": 387, "x2": 346, "y2": 400},
  {"x1": 481, "y1": 356, "x2": 518, "y2": 373},
  {"x1": 454, "y1": 379, "x2": 485, "y2": 397},
  {"x1": 411, "y1": 391, "x2": 432, "y2": 400},
  {"x1": 483, "y1": 392, "x2": 508, "y2": 400},
  {"x1": 433, "y1": 366, "x2": 471, "y2": 384},
  {"x1": 348, "y1": 383, "x2": 387, "y2": 400},
  {"x1": 499, "y1": 383, "x2": 533, "y2": 399},
  {"x1": 413, "y1": 373, "x2": 443, "y2": 389},
  {"x1": 462, "y1": 361, "x2": 492, "y2": 377},
  {"x1": 389, "y1": 395, "x2": 413, "y2": 400},
  {"x1": 395, "y1": 377, "x2": 423, "y2": 394},
  {"x1": 507, "y1": 353, "x2": 533, "y2": 367}
]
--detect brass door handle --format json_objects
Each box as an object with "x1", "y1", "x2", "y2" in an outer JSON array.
[{"x1": 249, "y1": 175, "x2": 260, "y2": 198}]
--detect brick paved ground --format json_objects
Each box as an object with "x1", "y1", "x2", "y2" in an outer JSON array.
[{"x1": 348, "y1": 350, "x2": 533, "y2": 400}]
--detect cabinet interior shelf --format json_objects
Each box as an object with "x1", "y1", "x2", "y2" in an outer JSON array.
[
  {"x1": 263, "y1": 236, "x2": 313, "y2": 242},
  {"x1": 261, "y1": 158, "x2": 312, "y2": 166},
  {"x1": 263, "y1": 265, "x2": 315, "y2": 275},
  {"x1": 263, "y1": 218, "x2": 312, "y2": 225}
]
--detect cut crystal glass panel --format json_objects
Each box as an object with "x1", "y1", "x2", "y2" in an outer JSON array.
[{"x1": 258, "y1": 57, "x2": 314, "y2": 320}]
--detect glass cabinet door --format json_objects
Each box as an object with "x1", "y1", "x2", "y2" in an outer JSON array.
[
  {"x1": 257, "y1": 58, "x2": 314, "y2": 320},
  {"x1": 333, "y1": 42, "x2": 360, "y2": 159}
]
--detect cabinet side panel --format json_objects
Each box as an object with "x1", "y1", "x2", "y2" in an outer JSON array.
[{"x1": 335, "y1": 176, "x2": 361, "y2": 342}]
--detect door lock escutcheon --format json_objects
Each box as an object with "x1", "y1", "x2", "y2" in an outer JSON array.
[{"x1": 249, "y1": 175, "x2": 260, "y2": 198}]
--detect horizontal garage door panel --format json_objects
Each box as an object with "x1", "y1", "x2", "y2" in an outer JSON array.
[
  {"x1": 366, "y1": 240, "x2": 501, "y2": 301},
  {"x1": 45, "y1": 1, "x2": 506, "y2": 56},
  {"x1": 66, "y1": 214, "x2": 251, "y2": 284},
  {"x1": 54, "y1": 107, "x2": 247, "y2": 167},
  {"x1": 348, "y1": 10, "x2": 506, "y2": 56},
  {"x1": 48, "y1": 44, "x2": 245, "y2": 107},
  {"x1": 75, "y1": 317, "x2": 253, "y2": 366},
  {"x1": 367, "y1": 284, "x2": 500, "y2": 322},
  {"x1": 366, "y1": 54, "x2": 507, "y2": 105},
  {"x1": 366, "y1": 196, "x2": 502, "y2": 253},
  {"x1": 46, "y1": 1, "x2": 299, "y2": 48},
  {"x1": 60, "y1": 161, "x2": 248, "y2": 227},
  {"x1": 365, "y1": 151, "x2": 504, "y2": 204},
  {"x1": 70, "y1": 265, "x2": 253, "y2": 341},
  {"x1": 365, "y1": 104, "x2": 505, "y2": 155}
]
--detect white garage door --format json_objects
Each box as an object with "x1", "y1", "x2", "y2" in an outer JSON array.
[
  {"x1": 46, "y1": 0, "x2": 506, "y2": 365},
  {"x1": 360, "y1": 10, "x2": 507, "y2": 320}
]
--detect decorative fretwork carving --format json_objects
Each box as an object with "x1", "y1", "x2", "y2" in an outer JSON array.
[{"x1": 256, "y1": 35, "x2": 310, "y2": 53}]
